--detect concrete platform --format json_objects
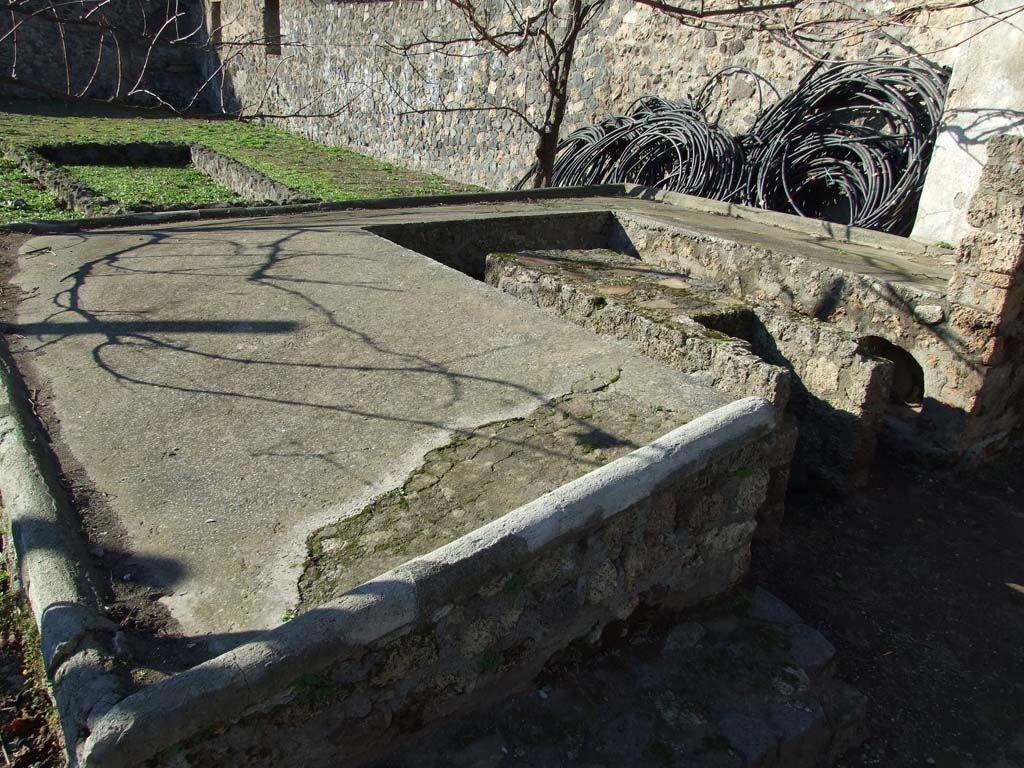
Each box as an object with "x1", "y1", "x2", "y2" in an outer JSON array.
[
  {"x1": 7, "y1": 210, "x2": 732, "y2": 646},
  {"x1": 0, "y1": 192, "x2": 938, "y2": 766}
]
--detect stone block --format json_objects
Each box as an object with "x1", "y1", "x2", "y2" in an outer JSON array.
[
  {"x1": 979, "y1": 136, "x2": 1024, "y2": 195},
  {"x1": 949, "y1": 270, "x2": 1024, "y2": 317},
  {"x1": 788, "y1": 625, "x2": 836, "y2": 676},
  {"x1": 718, "y1": 713, "x2": 778, "y2": 765},
  {"x1": 749, "y1": 587, "x2": 801, "y2": 625},
  {"x1": 956, "y1": 231, "x2": 1024, "y2": 275},
  {"x1": 997, "y1": 197, "x2": 1024, "y2": 235},
  {"x1": 981, "y1": 271, "x2": 1014, "y2": 289},
  {"x1": 770, "y1": 700, "x2": 830, "y2": 768},
  {"x1": 966, "y1": 191, "x2": 1023, "y2": 235},
  {"x1": 967, "y1": 191, "x2": 1000, "y2": 230},
  {"x1": 912, "y1": 304, "x2": 946, "y2": 325}
]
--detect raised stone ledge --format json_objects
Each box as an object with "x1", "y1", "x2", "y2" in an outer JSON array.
[
  {"x1": 0, "y1": 139, "x2": 121, "y2": 216},
  {"x1": 71, "y1": 398, "x2": 777, "y2": 767},
  {"x1": 189, "y1": 144, "x2": 309, "y2": 204},
  {"x1": 484, "y1": 249, "x2": 792, "y2": 410},
  {"x1": 485, "y1": 247, "x2": 889, "y2": 492}
]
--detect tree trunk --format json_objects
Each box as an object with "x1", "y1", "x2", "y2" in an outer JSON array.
[{"x1": 531, "y1": 126, "x2": 560, "y2": 188}]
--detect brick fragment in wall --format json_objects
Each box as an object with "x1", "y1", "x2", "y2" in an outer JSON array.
[
  {"x1": 945, "y1": 304, "x2": 1016, "y2": 364},
  {"x1": 949, "y1": 271, "x2": 1024, "y2": 316}
]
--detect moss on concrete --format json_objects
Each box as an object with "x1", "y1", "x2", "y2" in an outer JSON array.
[{"x1": 298, "y1": 386, "x2": 687, "y2": 608}]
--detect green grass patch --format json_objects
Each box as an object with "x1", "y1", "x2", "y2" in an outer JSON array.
[
  {"x1": 64, "y1": 163, "x2": 240, "y2": 209},
  {"x1": 0, "y1": 101, "x2": 483, "y2": 212},
  {"x1": 0, "y1": 156, "x2": 80, "y2": 225}
]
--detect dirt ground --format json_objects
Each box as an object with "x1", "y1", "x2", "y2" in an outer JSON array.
[
  {"x1": 751, "y1": 443, "x2": 1024, "y2": 768},
  {"x1": 1, "y1": 439, "x2": 1021, "y2": 767}
]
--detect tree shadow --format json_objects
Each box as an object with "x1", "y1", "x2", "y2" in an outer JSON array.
[{"x1": 6, "y1": 214, "x2": 685, "y2": 678}]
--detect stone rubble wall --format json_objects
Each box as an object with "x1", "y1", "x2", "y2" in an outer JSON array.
[
  {"x1": 0, "y1": 140, "x2": 122, "y2": 216},
  {"x1": 484, "y1": 251, "x2": 797, "y2": 530},
  {"x1": 950, "y1": 135, "x2": 1024, "y2": 450},
  {"x1": 189, "y1": 145, "x2": 308, "y2": 203},
  {"x1": 0, "y1": 0, "x2": 202, "y2": 105},
  {"x1": 605, "y1": 141, "x2": 1024, "y2": 459},
  {"x1": 389, "y1": 587, "x2": 865, "y2": 768},
  {"x1": 1, "y1": 138, "x2": 300, "y2": 212},
  {"x1": 743, "y1": 307, "x2": 894, "y2": 490},
  {"x1": 205, "y1": 0, "x2": 967, "y2": 191},
  {"x1": 484, "y1": 254, "x2": 792, "y2": 409},
  {"x1": 485, "y1": 247, "x2": 888, "y2": 492},
  {"x1": 146, "y1": 416, "x2": 785, "y2": 768},
  {"x1": 610, "y1": 212, "x2": 983, "y2": 453}
]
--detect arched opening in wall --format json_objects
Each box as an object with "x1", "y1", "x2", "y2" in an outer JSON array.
[
  {"x1": 263, "y1": 0, "x2": 281, "y2": 56},
  {"x1": 857, "y1": 336, "x2": 925, "y2": 407}
]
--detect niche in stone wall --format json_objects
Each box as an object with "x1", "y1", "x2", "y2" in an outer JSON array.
[
  {"x1": 857, "y1": 336, "x2": 925, "y2": 406},
  {"x1": 264, "y1": 0, "x2": 281, "y2": 56}
]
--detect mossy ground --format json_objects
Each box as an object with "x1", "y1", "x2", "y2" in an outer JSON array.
[
  {"x1": 0, "y1": 100, "x2": 483, "y2": 224},
  {"x1": 299, "y1": 386, "x2": 681, "y2": 608}
]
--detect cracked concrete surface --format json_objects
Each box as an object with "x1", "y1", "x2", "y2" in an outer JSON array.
[{"x1": 5, "y1": 208, "x2": 732, "y2": 653}]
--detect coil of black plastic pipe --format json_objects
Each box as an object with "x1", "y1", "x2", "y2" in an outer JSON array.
[{"x1": 516, "y1": 59, "x2": 949, "y2": 235}]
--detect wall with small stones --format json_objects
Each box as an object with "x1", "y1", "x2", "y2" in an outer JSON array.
[
  {"x1": 206, "y1": 0, "x2": 968, "y2": 191},
  {"x1": 950, "y1": 135, "x2": 1024, "y2": 452},
  {"x1": 485, "y1": 245, "x2": 890, "y2": 492},
  {"x1": 149, "y1": 420, "x2": 785, "y2": 768},
  {"x1": 0, "y1": 0, "x2": 202, "y2": 105},
  {"x1": 611, "y1": 198, "x2": 1024, "y2": 459},
  {"x1": 484, "y1": 252, "x2": 792, "y2": 409},
  {"x1": 0, "y1": 140, "x2": 121, "y2": 216},
  {"x1": 1, "y1": 140, "x2": 291, "y2": 213}
]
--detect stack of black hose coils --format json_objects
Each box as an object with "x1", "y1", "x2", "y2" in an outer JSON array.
[
  {"x1": 516, "y1": 96, "x2": 747, "y2": 201},
  {"x1": 517, "y1": 59, "x2": 949, "y2": 235}
]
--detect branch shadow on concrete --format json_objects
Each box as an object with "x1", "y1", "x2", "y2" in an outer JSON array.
[{"x1": 4, "y1": 216, "x2": 687, "y2": 679}]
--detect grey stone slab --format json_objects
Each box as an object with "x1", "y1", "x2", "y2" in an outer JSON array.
[
  {"x1": 8, "y1": 208, "x2": 732, "y2": 646},
  {"x1": 789, "y1": 624, "x2": 837, "y2": 675},
  {"x1": 613, "y1": 206, "x2": 952, "y2": 293},
  {"x1": 750, "y1": 586, "x2": 802, "y2": 625}
]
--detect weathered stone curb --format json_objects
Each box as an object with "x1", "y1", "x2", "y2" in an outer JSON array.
[
  {"x1": 189, "y1": 144, "x2": 310, "y2": 204},
  {"x1": 2, "y1": 177, "x2": 935, "y2": 261},
  {"x1": 1, "y1": 185, "x2": 628, "y2": 234},
  {"x1": 79, "y1": 396, "x2": 774, "y2": 768},
  {"x1": 623, "y1": 184, "x2": 932, "y2": 255},
  {"x1": 0, "y1": 350, "x2": 123, "y2": 760},
  {"x1": 0, "y1": 139, "x2": 121, "y2": 216}
]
